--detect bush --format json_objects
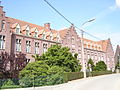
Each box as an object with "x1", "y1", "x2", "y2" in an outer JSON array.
[
  {"x1": 0, "y1": 79, "x2": 20, "y2": 89},
  {"x1": 94, "y1": 61, "x2": 107, "y2": 71},
  {"x1": 46, "y1": 66, "x2": 64, "y2": 85},
  {"x1": 63, "y1": 72, "x2": 83, "y2": 83},
  {"x1": 19, "y1": 61, "x2": 64, "y2": 87},
  {"x1": 19, "y1": 61, "x2": 49, "y2": 87},
  {"x1": 91, "y1": 71, "x2": 112, "y2": 76}
]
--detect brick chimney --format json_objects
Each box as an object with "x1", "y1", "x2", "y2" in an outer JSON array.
[{"x1": 44, "y1": 23, "x2": 50, "y2": 30}]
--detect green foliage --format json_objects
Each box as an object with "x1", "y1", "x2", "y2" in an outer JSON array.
[
  {"x1": 91, "y1": 71, "x2": 112, "y2": 76},
  {"x1": 19, "y1": 61, "x2": 64, "y2": 87},
  {"x1": 19, "y1": 61, "x2": 49, "y2": 87},
  {"x1": 46, "y1": 66, "x2": 64, "y2": 85},
  {"x1": 33, "y1": 45, "x2": 81, "y2": 72},
  {"x1": 63, "y1": 72, "x2": 83, "y2": 83},
  {"x1": 0, "y1": 79, "x2": 20, "y2": 89},
  {"x1": 94, "y1": 61, "x2": 107, "y2": 71},
  {"x1": 87, "y1": 58, "x2": 95, "y2": 71}
]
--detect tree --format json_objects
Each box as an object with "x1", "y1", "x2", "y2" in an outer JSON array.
[
  {"x1": 32, "y1": 45, "x2": 81, "y2": 72},
  {"x1": 94, "y1": 61, "x2": 107, "y2": 71},
  {"x1": 19, "y1": 61, "x2": 64, "y2": 87},
  {"x1": 0, "y1": 52, "x2": 29, "y2": 78},
  {"x1": 87, "y1": 58, "x2": 95, "y2": 71}
]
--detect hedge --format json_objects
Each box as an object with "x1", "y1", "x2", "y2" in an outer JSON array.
[{"x1": 63, "y1": 71, "x2": 112, "y2": 83}]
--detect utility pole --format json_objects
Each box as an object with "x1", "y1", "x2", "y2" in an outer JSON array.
[{"x1": 80, "y1": 18, "x2": 95, "y2": 78}]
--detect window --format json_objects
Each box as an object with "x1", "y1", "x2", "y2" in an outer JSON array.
[
  {"x1": 43, "y1": 43, "x2": 47, "y2": 53},
  {"x1": 1, "y1": 20, "x2": 5, "y2": 30},
  {"x1": 57, "y1": 36, "x2": 60, "y2": 42},
  {"x1": 16, "y1": 39, "x2": 21, "y2": 52},
  {"x1": 16, "y1": 28, "x2": 20, "y2": 34},
  {"x1": 15, "y1": 24, "x2": 20, "y2": 34},
  {"x1": 50, "y1": 33, "x2": 52, "y2": 41},
  {"x1": 0, "y1": 35, "x2": 5, "y2": 49},
  {"x1": 34, "y1": 32, "x2": 38, "y2": 38},
  {"x1": 26, "y1": 40, "x2": 31, "y2": 53},
  {"x1": 34, "y1": 29, "x2": 38, "y2": 38},
  {"x1": 26, "y1": 30, "x2": 29, "y2": 36},
  {"x1": 35, "y1": 42, "x2": 39, "y2": 54},
  {"x1": 26, "y1": 26, "x2": 30, "y2": 36},
  {"x1": 42, "y1": 33, "x2": 46, "y2": 39}
]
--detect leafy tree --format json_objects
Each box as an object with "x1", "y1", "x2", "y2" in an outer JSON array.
[
  {"x1": 87, "y1": 58, "x2": 95, "y2": 71},
  {"x1": 33, "y1": 45, "x2": 81, "y2": 72},
  {"x1": 94, "y1": 61, "x2": 107, "y2": 71},
  {"x1": 0, "y1": 52, "x2": 29, "y2": 78},
  {"x1": 19, "y1": 61, "x2": 64, "y2": 87},
  {"x1": 19, "y1": 61, "x2": 49, "y2": 87},
  {"x1": 46, "y1": 66, "x2": 64, "y2": 85}
]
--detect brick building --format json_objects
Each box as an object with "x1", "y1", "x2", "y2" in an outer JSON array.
[{"x1": 0, "y1": 6, "x2": 115, "y2": 71}]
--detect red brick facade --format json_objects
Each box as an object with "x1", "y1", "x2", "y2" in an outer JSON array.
[{"x1": 0, "y1": 6, "x2": 115, "y2": 71}]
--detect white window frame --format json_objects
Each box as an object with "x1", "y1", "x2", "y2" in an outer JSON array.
[
  {"x1": 35, "y1": 42, "x2": 39, "y2": 54},
  {"x1": 26, "y1": 40, "x2": 31, "y2": 53},
  {"x1": 16, "y1": 39, "x2": 21, "y2": 52},
  {"x1": 26, "y1": 26, "x2": 30, "y2": 36},
  {"x1": 1, "y1": 20, "x2": 5, "y2": 30},
  {"x1": 0, "y1": 35, "x2": 5, "y2": 49},
  {"x1": 43, "y1": 43, "x2": 47, "y2": 53},
  {"x1": 16, "y1": 24, "x2": 20, "y2": 34}
]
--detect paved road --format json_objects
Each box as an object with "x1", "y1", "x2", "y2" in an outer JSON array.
[{"x1": 5, "y1": 74, "x2": 120, "y2": 90}]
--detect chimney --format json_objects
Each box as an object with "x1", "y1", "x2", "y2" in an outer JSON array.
[{"x1": 44, "y1": 23, "x2": 50, "y2": 30}]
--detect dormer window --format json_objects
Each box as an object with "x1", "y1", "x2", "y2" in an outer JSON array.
[
  {"x1": 34, "y1": 29, "x2": 38, "y2": 38},
  {"x1": 26, "y1": 26, "x2": 30, "y2": 36},
  {"x1": 42, "y1": 31, "x2": 46, "y2": 39},
  {"x1": 16, "y1": 24, "x2": 20, "y2": 34},
  {"x1": 50, "y1": 33, "x2": 53, "y2": 41},
  {"x1": 1, "y1": 20, "x2": 5, "y2": 30}
]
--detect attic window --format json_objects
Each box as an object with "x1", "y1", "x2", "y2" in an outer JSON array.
[
  {"x1": 34, "y1": 29, "x2": 38, "y2": 38},
  {"x1": 26, "y1": 26, "x2": 30, "y2": 36},
  {"x1": 1, "y1": 20, "x2": 5, "y2": 30},
  {"x1": 16, "y1": 24, "x2": 20, "y2": 34}
]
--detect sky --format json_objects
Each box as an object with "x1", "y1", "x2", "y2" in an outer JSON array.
[{"x1": 1, "y1": 0, "x2": 120, "y2": 50}]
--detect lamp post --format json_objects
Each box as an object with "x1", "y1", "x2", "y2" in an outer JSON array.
[{"x1": 80, "y1": 18, "x2": 95, "y2": 78}]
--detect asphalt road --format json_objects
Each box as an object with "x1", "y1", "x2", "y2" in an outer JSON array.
[{"x1": 5, "y1": 74, "x2": 120, "y2": 90}]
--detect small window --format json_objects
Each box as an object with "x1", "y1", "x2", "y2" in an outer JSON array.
[
  {"x1": 0, "y1": 35, "x2": 5, "y2": 49},
  {"x1": 35, "y1": 42, "x2": 39, "y2": 54},
  {"x1": 43, "y1": 43, "x2": 47, "y2": 53},
  {"x1": 16, "y1": 39, "x2": 21, "y2": 52},
  {"x1": 26, "y1": 40, "x2": 31, "y2": 53},
  {"x1": 1, "y1": 20, "x2": 5, "y2": 30},
  {"x1": 16, "y1": 24, "x2": 20, "y2": 34}
]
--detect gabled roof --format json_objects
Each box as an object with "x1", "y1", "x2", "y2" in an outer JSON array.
[
  {"x1": 7, "y1": 17, "x2": 44, "y2": 30},
  {"x1": 59, "y1": 28, "x2": 69, "y2": 39}
]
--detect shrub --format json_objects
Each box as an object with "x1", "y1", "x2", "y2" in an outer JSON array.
[
  {"x1": 94, "y1": 61, "x2": 107, "y2": 71},
  {"x1": 63, "y1": 72, "x2": 83, "y2": 83},
  {"x1": 19, "y1": 61, "x2": 49, "y2": 87},
  {"x1": 46, "y1": 66, "x2": 64, "y2": 85}
]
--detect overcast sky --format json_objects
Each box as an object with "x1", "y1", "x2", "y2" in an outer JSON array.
[{"x1": 1, "y1": 0, "x2": 120, "y2": 50}]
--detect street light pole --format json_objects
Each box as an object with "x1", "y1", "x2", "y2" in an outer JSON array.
[
  {"x1": 81, "y1": 30, "x2": 86, "y2": 78},
  {"x1": 80, "y1": 18, "x2": 95, "y2": 78}
]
